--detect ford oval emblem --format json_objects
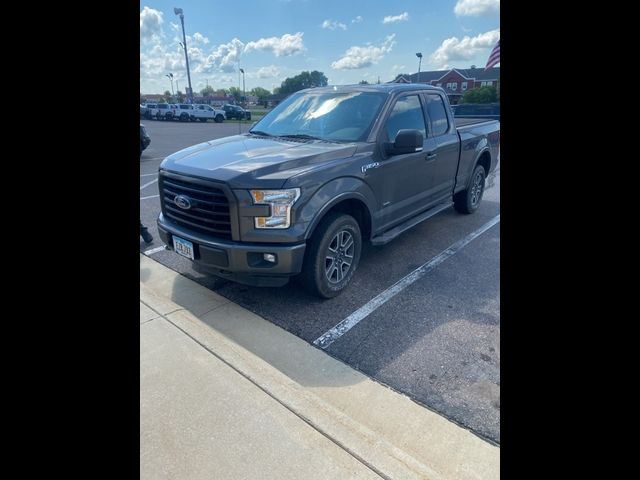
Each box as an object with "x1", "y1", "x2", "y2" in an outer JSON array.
[{"x1": 174, "y1": 195, "x2": 191, "y2": 210}]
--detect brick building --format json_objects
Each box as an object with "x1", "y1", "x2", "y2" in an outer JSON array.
[{"x1": 392, "y1": 67, "x2": 500, "y2": 105}]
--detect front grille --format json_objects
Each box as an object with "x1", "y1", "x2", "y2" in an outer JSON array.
[{"x1": 160, "y1": 173, "x2": 232, "y2": 240}]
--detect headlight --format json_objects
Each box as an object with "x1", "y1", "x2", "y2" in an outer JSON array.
[{"x1": 250, "y1": 188, "x2": 300, "y2": 228}]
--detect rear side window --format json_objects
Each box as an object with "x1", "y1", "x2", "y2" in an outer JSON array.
[
  {"x1": 157, "y1": 104, "x2": 167, "y2": 109},
  {"x1": 425, "y1": 94, "x2": 449, "y2": 136},
  {"x1": 179, "y1": 104, "x2": 190, "y2": 109},
  {"x1": 385, "y1": 95, "x2": 427, "y2": 141}
]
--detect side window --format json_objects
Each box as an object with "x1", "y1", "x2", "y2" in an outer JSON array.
[
  {"x1": 384, "y1": 95, "x2": 427, "y2": 141},
  {"x1": 426, "y1": 94, "x2": 449, "y2": 136}
]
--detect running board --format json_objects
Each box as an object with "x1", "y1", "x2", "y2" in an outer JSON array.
[{"x1": 370, "y1": 202, "x2": 453, "y2": 246}]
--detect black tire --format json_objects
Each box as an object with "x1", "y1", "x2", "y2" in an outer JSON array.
[
  {"x1": 300, "y1": 212, "x2": 362, "y2": 299},
  {"x1": 180, "y1": 113, "x2": 188, "y2": 122},
  {"x1": 454, "y1": 164, "x2": 486, "y2": 214},
  {"x1": 156, "y1": 112, "x2": 162, "y2": 120},
  {"x1": 215, "y1": 114, "x2": 224, "y2": 123}
]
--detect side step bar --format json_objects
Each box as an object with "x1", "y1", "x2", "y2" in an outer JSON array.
[{"x1": 370, "y1": 202, "x2": 453, "y2": 246}]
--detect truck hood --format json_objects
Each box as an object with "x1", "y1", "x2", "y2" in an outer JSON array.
[{"x1": 160, "y1": 134, "x2": 358, "y2": 188}]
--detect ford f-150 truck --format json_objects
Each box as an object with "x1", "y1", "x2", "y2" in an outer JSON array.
[{"x1": 157, "y1": 84, "x2": 500, "y2": 298}]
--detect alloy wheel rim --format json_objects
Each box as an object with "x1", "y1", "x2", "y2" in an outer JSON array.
[
  {"x1": 325, "y1": 230, "x2": 355, "y2": 284},
  {"x1": 471, "y1": 171, "x2": 484, "y2": 206}
]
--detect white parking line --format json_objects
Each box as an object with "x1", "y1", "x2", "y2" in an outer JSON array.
[
  {"x1": 140, "y1": 194, "x2": 159, "y2": 200},
  {"x1": 144, "y1": 245, "x2": 167, "y2": 255},
  {"x1": 140, "y1": 173, "x2": 157, "y2": 177},
  {"x1": 313, "y1": 214, "x2": 501, "y2": 349},
  {"x1": 140, "y1": 178, "x2": 158, "y2": 190}
]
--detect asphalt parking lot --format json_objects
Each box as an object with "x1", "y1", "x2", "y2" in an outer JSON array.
[{"x1": 140, "y1": 119, "x2": 501, "y2": 444}]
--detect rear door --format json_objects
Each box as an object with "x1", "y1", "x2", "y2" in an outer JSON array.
[{"x1": 423, "y1": 93, "x2": 460, "y2": 201}]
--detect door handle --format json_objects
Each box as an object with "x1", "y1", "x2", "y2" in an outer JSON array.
[{"x1": 425, "y1": 151, "x2": 438, "y2": 161}]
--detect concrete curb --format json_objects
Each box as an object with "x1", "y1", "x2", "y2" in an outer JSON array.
[{"x1": 140, "y1": 254, "x2": 499, "y2": 480}]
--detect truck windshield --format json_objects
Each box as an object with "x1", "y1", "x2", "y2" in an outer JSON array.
[{"x1": 250, "y1": 90, "x2": 387, "y2": 142}]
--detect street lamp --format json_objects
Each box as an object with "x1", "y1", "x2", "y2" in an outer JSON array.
[
  {"x1": 239, "y1": 68, "x2": 245, "y2": 107},
  {"x1": 165, "y1": 73, "x2": 174, "y2": 96},
  {"x1": 174, "y1": 7, "x2": 193, "y2": 103},
  {"x1": 416, "y1": 53, "x2": 423, "y2": 83}
]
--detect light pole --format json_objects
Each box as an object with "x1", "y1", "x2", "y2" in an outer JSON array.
[
  {"x1": 174, "y1": 7, "x2": 193, "y2": 103},
  {"x1": 165, "y1": 73, "x2": 174, "y2": 96},
  {"x1": 416, "y1": 53, "x2": 423, "y2": 83},
  {"x1": 239, "y1": 68, "x2": 245, "y2": 107}
]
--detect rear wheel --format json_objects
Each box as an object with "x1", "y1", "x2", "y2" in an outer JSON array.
[
  {"x1": 454, "y1": 164, "x2": 486, "y2": 214},
  {"x1": 300, "y1": 213, "x2": 362, "y2": 299},
  {"x1": 180, "y1": 113, "x2": 188, "y2": 122},
  {"x1": 215, "y1": 114, "x2": 224, "y2": 123}
]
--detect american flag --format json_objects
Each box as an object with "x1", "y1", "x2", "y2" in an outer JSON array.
[{"x1": 485, "y1": 40, "x2": 500, "y2": 71}]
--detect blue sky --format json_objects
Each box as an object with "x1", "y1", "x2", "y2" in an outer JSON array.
[{"x1": 140, "y1": 0, "x2": 499, "y2": 94}]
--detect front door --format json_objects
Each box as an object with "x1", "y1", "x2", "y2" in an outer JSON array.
[{"x1": 365, "y1": 93, "x2": 439, "y2": 232}]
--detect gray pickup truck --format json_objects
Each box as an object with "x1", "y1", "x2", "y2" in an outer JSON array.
[{"x1": 157, "y1": 84, "x2": 500, "y2": 298}]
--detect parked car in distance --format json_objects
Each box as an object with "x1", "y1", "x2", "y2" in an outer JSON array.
[
  {"x1": 143, "y1": 103, "x2": 158, "y2": 119},
  {"x1": 140, "y1": 124, "x2": 150, "y2": 155},
  {"x1": 175, "y1": 104, "x2": 195, "y2": 122},
  {"x1": 192, "y1": 104, "x2": 226, "y2": 123},
  {"x1": 155, "y1": 103, "x2": 174, "y2": 120},
  {"x1": 222, "y1": 104, "x2": 251, "y2": 120}
]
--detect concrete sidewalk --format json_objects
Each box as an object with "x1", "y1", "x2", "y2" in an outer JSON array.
[{"x1": 140, "y1": 254, "x2": 499, "y2": 480}]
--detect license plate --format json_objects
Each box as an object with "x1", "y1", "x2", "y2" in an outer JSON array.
[{"x1": 173, "y1": 236, "x2": 194, "y2": 260}]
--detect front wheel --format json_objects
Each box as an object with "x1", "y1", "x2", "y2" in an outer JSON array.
[
  {"x1": 215, "y1": 114, "x2": 224, "y2": 123},
  {"x1": 300, "y1": 213, "x2": 362, "y2": 299},
  {"x1": 454, "y1": 164, "x2": 486, "y2": 214}
]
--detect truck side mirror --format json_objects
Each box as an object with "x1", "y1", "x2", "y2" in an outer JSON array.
[{"x1": 385, "y1": 129, "x2": 424, "y2": 156}]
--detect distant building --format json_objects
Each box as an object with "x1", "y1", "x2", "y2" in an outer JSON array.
[
  {"x1": 141, "y1": 94, "x2": 165, "y2": 103},
  {"x1": 390, "y1": 67, "x2": 500, "y2": 104},
  {"x1": 264, "y1": 93, "x2": 289, "y2": 107}
]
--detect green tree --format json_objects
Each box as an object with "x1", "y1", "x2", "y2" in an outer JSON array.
[
  {"x1": 250, "y1": 86, "x2": 271, "y2": 101},
  {"x1": 359, "y1": 80, "x2": 369, "y2": 84},
  {"x1": 228, "y1": 87, "x2": 242, "y2": 102},
  {"x1": 163, "y1": 90, "x2": 172, "y2": 99},
  {"x1": 279, "y1": 70, "x2": 328, "y2": 95},
  {"x1": 176, "y1": 91, "x2": 184, "y2": 102},
  {"x1": 200, "y1": 85, "x2": 215, "y2": 97},
  {"x1": 461, "y1": 86, "x2": 498, "y2": 104}
]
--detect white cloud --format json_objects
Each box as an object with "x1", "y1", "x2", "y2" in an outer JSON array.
[
  {"x1": 454, "y1": 0, "x2": 500, "y2": 17},
  {"x1": 382, "y1": 12, "x2": 409, "y2": 24},
  {"x1": 198, "y1": 38, "x2": 245, "y2": 73},
  {"x1": 244, "y1": 32, "x2": 305, "y2": 57},
  {"x1": 140, "y1": 7, "x2": 164, "y2": 41},
  {"x1": 190, "y1": 32, "x2": 210, "y2": 45},
  {"x1": 430, "y1": 29, "x2": 499, "y2": 68},
  {"x1": 170, "y1": 22, "x2": 179, "y2": 32},
  {"x1": 256, "y1": 65, "x2": 281, "y2": 78},
  {"x1": 391, "y1": 64, "x2": 406, "y2": 72},
  {"x1": 321, "y1": 19, "x2": 347, "y2": 30},
  {"x1": 352, "y1": 16, "x2": 363, "y2": 23},
  {"x1": 331, "y1": 34, "x2": 396, "y2": 70}
]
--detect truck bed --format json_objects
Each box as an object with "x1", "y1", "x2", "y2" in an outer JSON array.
[{"x1": 454, "y1": 117, "x2": 498, "y2": 128}]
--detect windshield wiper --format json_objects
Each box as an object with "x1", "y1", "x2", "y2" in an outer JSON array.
[
  {"x1": 249, "y1": 130, "x2": 273, "y2": 137},
  {"x1": 278, "y1": 134, "x2": 323, "y2": 141}
]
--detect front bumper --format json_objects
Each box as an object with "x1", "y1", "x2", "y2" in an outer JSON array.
[{"x1": 157, "y1": 213, "x2": 306, "y2": 287}]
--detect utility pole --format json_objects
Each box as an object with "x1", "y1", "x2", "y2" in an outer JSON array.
[{"x1": 174, "y1": 8, "x2": 193, "y2": 103}]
